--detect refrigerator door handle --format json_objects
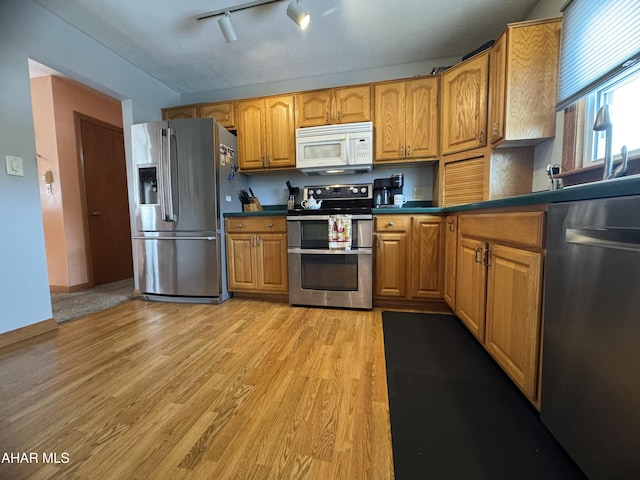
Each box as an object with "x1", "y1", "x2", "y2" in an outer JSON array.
[
  {"x1": 159, "y1": 128, "x2": 168, "y2": 221},
  {"x1": 164, "y1": 127, "x2": 177, "y2": 222}
]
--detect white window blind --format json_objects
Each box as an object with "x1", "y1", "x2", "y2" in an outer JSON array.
[{"x1": 557, "y1": 0, "x2": 640, "y2": 110}]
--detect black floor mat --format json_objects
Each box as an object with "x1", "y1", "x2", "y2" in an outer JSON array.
[{"x1": 382, "y1": 311, "x2": 587, "y2": 480}]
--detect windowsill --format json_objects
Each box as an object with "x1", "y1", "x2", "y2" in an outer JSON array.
[{"x1": 557, "y1": 155, "x2": 640, "y2": 186}]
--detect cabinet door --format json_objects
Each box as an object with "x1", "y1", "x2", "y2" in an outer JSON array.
[
  {"x1": 444, "y1": 216, "x2": 457, "y2": 309},
  {"x1": 256, "y1": 234, "x2": 288, "y2": 292},
  {"x1": 334, "y1": 85, "x2": 371, "y2": 124},
  {"x1": 374, "y1": 81, "x2": 406, "y2": 162},
  {"x1": 162, "y1": 106, "x2": 197, "y2": 120},
  {"x1": 406, "y1": 77, "x2": 439, "y2": 159},
  {"x1": 485, "y1": 244, "x2": 542, "y2": 400},
  {"x1": 198, "y1": 102, "x2": 237, "y2": 130},
  {"x1": 374, "y1": 232, "x2": 407, "y2": 297},
  {"x1": 227, "y1": 234, "x2": 257, "y2": 291},
  {"x1": 296, "y1": 90, "x2": 332, "y2": 128},
  {"x1": 409, "y1": 216, "x2": 444, "y2": 299},
  {"x1": 441, "y1": 52, "x2": 489, "y2": 155},
  {"x1": 455, "y1": 236, "x2": 487, "y2": 341},
  {"x1": 489, "y1": 33, "x2": 507, "y2": 144},
  {"x1": 265, "y1": 95, "x2": 296, "y2": 169},
  {"x1": 237, "y1": 100, "x2": 266, "y2": 170}
]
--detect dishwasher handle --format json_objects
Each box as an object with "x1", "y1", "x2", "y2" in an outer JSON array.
[{"x1": 566, "y1": 226, "x2": 640, "y2": 252}]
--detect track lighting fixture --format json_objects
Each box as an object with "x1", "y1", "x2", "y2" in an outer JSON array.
[
  {"x1": 286, "y1": 0, "x2": 310, "y2": 30},
  {"x1": 218, "y1": 11, "x2": 238, "y2": 43},
  {"x1": 195, "y1": 0, "x2": 310, "y2": 42}
]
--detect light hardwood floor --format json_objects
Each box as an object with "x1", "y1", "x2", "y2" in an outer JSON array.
[{"x1": 0, "y1": 298, "x2": 394, "y2": 479}]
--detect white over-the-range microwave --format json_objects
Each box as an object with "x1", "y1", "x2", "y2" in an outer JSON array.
[{"x1": 295, "y1": 121, "x2": 373, "y2": 175}]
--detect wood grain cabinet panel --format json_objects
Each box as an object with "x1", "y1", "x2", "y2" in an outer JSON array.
[
  {"x1": 237, "y1": 95, "x2": 295, "y2": 171},
  {"x1": 161, "y1": 105, "x2": 197, "y2": 120},
  {"x1": 453, "y1": 210, "x2": 545, "y2": 406},
  {"x1": 296, "y1": 85, "x2": 371, "y2": 128},
  {"x1": 226, "y1": 217, "x2": 288, "y2": 293},
  {"x1": 444, "y1": 215, "x2": 458, "y2": 309},
  {"x1": 489, "y1": 18, "x2": 561, "y2": 147},
  {"x1": 374, "y1": 77, "x2": 439, "y2": 163},
  {"x1": 440, "y1": 52, "x2": 489, "y2": 155},
  {"x1": 198, "y1": 101, "x2": 237, "y2": 130},
  {"x1": 485, "y1": 244, "x2": 543, "y2": 399},
  {"x1": 374, "y1": 215, "x2": 444, "y2": 301}
]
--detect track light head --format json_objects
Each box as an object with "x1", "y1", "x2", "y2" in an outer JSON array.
[
  {"x1": 287, "y1": 0, "x2": 310, "y2": 30},
  {"x1": 218, "y1": 11, "x2": 238, "y2": 43}
]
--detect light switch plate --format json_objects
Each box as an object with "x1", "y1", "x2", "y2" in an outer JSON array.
[{"x1": 6, "y1": 155, "x2": 24, "y2": 177}]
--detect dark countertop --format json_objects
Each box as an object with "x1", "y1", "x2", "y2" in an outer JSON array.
[{"x1": 224, "y1": 175, "x2": 640, "y2": 217}]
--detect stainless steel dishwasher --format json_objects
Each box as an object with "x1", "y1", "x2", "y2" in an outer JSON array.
[{"x1": 541, "y1": 195, "x2": 640, "y2": 480}]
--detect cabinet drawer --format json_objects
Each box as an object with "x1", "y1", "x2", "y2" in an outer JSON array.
[
  {"x1": 459, "y1": 211, "x2": 545, "y2": 248},
  {"x1": 226, "y1": 216, "x2": 286, "y2": 233},
  {"x1": 375, "y1": 215, "x2": 408, "y2": 232}
]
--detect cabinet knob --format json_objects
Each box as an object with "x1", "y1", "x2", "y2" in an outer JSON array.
[
  {"x1": 407, "y1": 145, "x2": 412, "y2": 156},
  {"x1": 268, "y1": 223, "x2": 273, "y2": 227},
  {"x1": 237, "y1": 223, "x2": 243, "y2": 228},
  {"x1": 387, "y1": 221, "x2": 394, "y2": 227}
]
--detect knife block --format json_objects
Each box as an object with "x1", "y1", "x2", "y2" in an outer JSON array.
[{"x1": 243, "y1": 196, "x2": 263, "y2": 212}]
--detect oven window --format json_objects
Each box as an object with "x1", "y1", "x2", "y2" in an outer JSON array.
[
  {"x1": 301, "y1": 254, "x2": 358, "y2": 291},
  {"x1": 300, "y1": 220, "x2": 360, "y2": 249}
]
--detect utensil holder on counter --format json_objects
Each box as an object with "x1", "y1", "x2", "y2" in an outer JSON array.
[{"x1": 242, "y1": 196, "x2": 263, "y2": 212}]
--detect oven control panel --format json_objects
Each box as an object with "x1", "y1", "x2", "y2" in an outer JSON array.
[{"x1": 303, "y1": 184, "x2": 372, "y2": 201}]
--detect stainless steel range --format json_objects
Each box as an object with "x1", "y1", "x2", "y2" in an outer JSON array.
[{"x1": 287, "y1": 183, "x2": 373, "y2": 309}]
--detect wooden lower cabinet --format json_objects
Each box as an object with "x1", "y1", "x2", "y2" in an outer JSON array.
[
  {"x1": 455, "y1": 235, "x2": 487, "y2": 341},
  {"x1": 226, "y1": 217, "x2": 288, "y2": 293},
  {"x1": 454, "y1": 210, "x2": 545, "y2": 406},
  {"x1": 374, "y1": 214, "x2": 444, "y2": 301},
  {"x1": 443, "y1": 215, "x2": 457, "y2": 309},
  {"x1": 485, "y1": 244, "x2": 542, "y2": 400}
]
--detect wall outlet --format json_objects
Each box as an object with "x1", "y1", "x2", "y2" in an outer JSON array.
[
  {"x1": 225, "y1": 195, "x2": 232, "y2": 202},
  {"x1": 413, "y1": 186, "x2": 421, "y2": 199}
]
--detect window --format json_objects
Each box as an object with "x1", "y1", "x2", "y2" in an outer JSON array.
[{"x1": 583, "y1": 67, "x2": 640, "y2": 166}]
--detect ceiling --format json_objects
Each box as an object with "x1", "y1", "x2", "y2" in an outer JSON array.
[{"x1": 32, "y1": 0, "x2": 541, "y2": 95}]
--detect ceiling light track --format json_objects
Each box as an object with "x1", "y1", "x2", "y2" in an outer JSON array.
[
  {"x1": 195, "y1": 0, "x2": 282, "y2": 21},
  {"x1": 196, "y1": 0, "x2": 309, "y2": 43}
]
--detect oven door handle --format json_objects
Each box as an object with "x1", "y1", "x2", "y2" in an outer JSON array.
[
  {"x1": 287, "y1": 248, "x2": 372, "y2": 255},
  {"x1": 286, "y1": 214, "x2": 373, "y2": 221}
]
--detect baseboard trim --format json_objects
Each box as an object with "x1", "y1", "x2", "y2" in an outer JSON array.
[
  {"x1": 373, "y1": 298, "x2": 454, "y2": 314},
  {"x1": 50, "y1": 283, "x2": 91, "y2": 293},
  {"x1": 0, "y1": 318, "x2": 58, "y2": 350}
]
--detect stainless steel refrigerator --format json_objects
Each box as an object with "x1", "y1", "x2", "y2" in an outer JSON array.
[{"x1": 131, "y1": 118, "x2": 246, "y2": 303}]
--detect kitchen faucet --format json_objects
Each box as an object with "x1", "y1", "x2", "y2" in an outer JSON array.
[{"x1": 593, "y1": 104, "x2": 614, "y2": 180}]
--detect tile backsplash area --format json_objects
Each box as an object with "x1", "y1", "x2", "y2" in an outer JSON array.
[{"x1": 243, "y1": 164, "x2": 435, "y2": 206}]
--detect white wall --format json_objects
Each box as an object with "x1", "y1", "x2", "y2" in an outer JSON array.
[{"x1": 0, "y1": 0, "x2": 179, "y2": 335}]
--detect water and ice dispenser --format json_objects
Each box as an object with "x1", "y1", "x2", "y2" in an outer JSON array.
[{"x1": 138, "y1": 167, "x2": 158, "y2": 205}]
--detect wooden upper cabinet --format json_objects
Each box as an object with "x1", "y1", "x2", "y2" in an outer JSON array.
[
  {"x1": 334, "y1": 85, "x2": 371, "y2": 124},
  {"x1": 162, "y1": 105, "x2": 198, "y2": 120},
  {"x1": 237, "y1": 95, "x2": 295, "y2": 171},
  {"x1": 374, "y1": 77, "x2": 439, "y2": 163},
  {"x1": 489, "y1": 18, "x2": 562, "y2": 147},
  {"x1": 406, "y1": 77, "x2": 439, "y2": 160},
  {"x1": 295, "y1": 85, "x2": 371, "y2": 128},
  {"x1": 198, "y1": 101, "x2": 237, "y2": 130},
  {"x1": 237, "y1": 99, "x2": 266, "y2": 170},
  {"x1": 264, "y1": 95, "x2": 296, "y2": 169},
  {"x1": 440, "y1": 52, "x2": 489, "y2": 155}
]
